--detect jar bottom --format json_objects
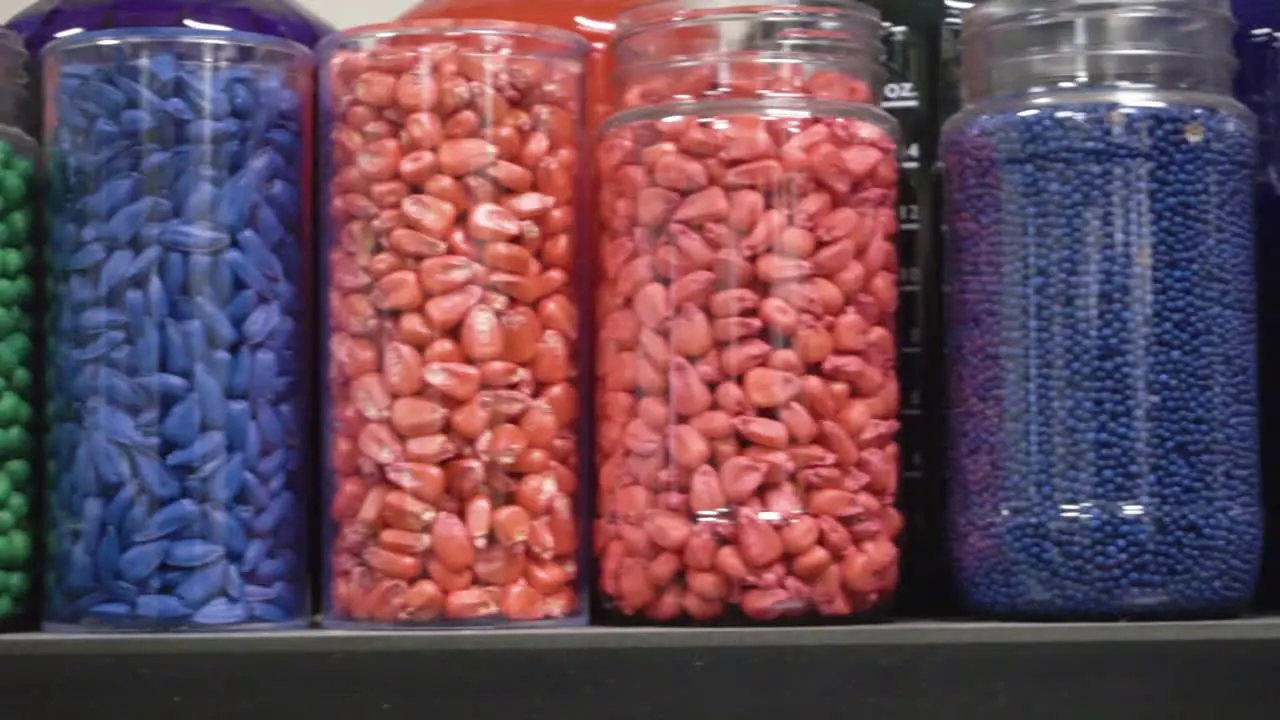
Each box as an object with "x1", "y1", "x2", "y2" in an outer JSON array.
[
  {"x1": 591, "y1": 601, "x2": 893, "y2": 628},
  {"x1": 959, "y1": 603, "x2": 1249, "y2": 623},
  {"x1": 320, "y1": 615, "x2": 588, "y2": 631},
  {"x1": 42, "y1": 618, "x2": 311, "y2": 633}
]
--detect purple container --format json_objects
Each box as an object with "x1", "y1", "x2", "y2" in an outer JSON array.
[{"x1": 6, "y1": 0, "x2": 333, "y2": 54}]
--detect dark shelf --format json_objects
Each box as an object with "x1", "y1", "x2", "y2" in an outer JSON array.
[{"x1": 1, "y1": 619, "x2": 1279, "y2": 718}]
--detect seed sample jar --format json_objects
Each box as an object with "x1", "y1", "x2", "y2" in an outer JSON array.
[
  {"x1": 595, "y1": 0, "x2": 902, "y2": 624},
  {"x1": 0, "y1": 125, "x2": 36, "y2": 630},
  {"x1": 321, "y1": 22, "x2": 588, "y2": 627},
  {"x1": 42, "y1": 29, "x2": 314, "y2": 630},
  {"x1": 943, "y1": 0, "x2": 1262, "y2": 619}
]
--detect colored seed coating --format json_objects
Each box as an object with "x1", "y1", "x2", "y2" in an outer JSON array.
[
  {"x1": 42, "y1": 31, "x2": 312, "y2": 630},
  {"x1": 322, "y1": 28, "x2": 587, "y2": 626},
  {"x1": 0, "y1": 131, "x2": 35, "y2": 626},
  {"x1": 594, "y1": 107, "x2": 903, "y2": 623},
  {"x1": 942, "y1": 101, "x2": 1263, "y2": 618}
]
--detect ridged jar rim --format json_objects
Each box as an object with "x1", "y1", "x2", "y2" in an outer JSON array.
[
  {"x1": 965, "y1": 0, "x2": 1233, "y2": 33},
  {"x1": 41, "y1": 27, "x2": 313, "y2": 61},
  {"x1": 322, "y1": 20, "x2": 589, "y2": 60},
  {"x1": 599, "y1": 95, "x2": 900, "y2": 141},
  {"x1": 614, "y1": 0, "x2": 883, "y2": 45}
]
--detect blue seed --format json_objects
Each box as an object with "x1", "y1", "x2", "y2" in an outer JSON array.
[
  {"x1": 255, "y1": 403, "x2": 284, "y2": 451},
  {"x1": 122, "y1": 499, "x2": 150, "y2": 543},
  {"x1": 255, "y1": 449, "x2": 287, "y2": 480},
  {"x1": 96, "y1": 527, "x2": 121, "y2": 583},
  {"x1": 106, "y1": 580, "x2": 140, "y2": 604},
  {"x1": 67, "y1": 544, "x2": 96, "y2": 591},
  {"x1": 251, "y1": 492, "x2": 293, "y2": 535},
  {"x1": 227, "y1": 400, "x2": 250, "y2": 450},
  {"x1": 166, "y1": 540, "x2": 226, "y2": 567},
  {"x1": 249, "y1": 349, "x2": 278, "y2": 404},
  {"x1": 239, "y1": 538, "x2": 268, "y2": 573},
  {"x1": 163, "y1": 319, "x2": 191, "y2": 375},
  {"x1": 205, "y1": 507, "x2": 248, "y2": 557},
  {"x1": 193, "y1": 597, "x2": 250, "y2": 625},
  {"x1": 77, "y1": 330, "x2": 126, "y2": 361},
  {"x1": 81, "y1": 496, "x2": 106, "y2": 550},
  {"x1": 136, "y1": 322, "x2": 161, "y2": 374},
  {"x1": 103, "y1": 483, "x2": 137, "y2": 527},
  {"x1": 132, "y1": 498, "x2": 199, "y2": 543},
  {"x1": 160, "y1": 222, "x2": 231, "y2": 253},
  {"x1": 226, "y1": 565, "x2": 245, "y2": 600},
  {"x1": 118, "y1": 541, "x2": 169, "y2": 583},
  {"x1": 244, "y1": 584, "x2": 277, "y2": 602},
  {"x1": 125, "y1": 245, "x2": 164, "y2": 284},
  {"x1": 243, "y1": 471, "x2": 271, "y2": 509},
  {"x1": 88, "y1": 602, "x2": 133, "y2": 620},
  {"x1": 66, "y1": 242, "x2": 108, "y2": 271},
  {"x1": 77, "y1": 307, "x2": 129, "y2": 333},
  {"x1": 135, "y1": 594, "x2": 193, "y2": 620},
  {"x1": 209, "y1": 453, "x2": 246, "y2": 504},
  {"x1": 146, "y1": 273, "x2": 170, "y2": 319},
  {"x1": 90, "y1": 439, "x2": 131, "y2": 487},
  {"x1": 134, "y1": 451, "x2": 181, "y2": 502},
  {"x1": 175, "y1": 560, "x2": 227, "y2": 608},
  {"x1": 166, "y1": 431, "x2": 226, "y2": 468},
  {"x1": 193, "y1": 297, "x2": 238, "y2": 348},
  {"x1": 242, "y1": 301, "x2": 280, "y2": 345},
  {"x1": 99, "y1": 368, "x2": 146, "y2": 413},
  {"x1": 225, "y1": 289, "x2": 260, "y2": 326},
  {"x1": 137, "y1": 372, "x2": 190, "y2": 398},
  {"x1": 125, "y1": 288, "x2": 146, "y2": 336},
  {"x1": 181, "y1": 318, "x2": 211, "y2": 366},
  {"x1": 160, "y1": 395, "x2": 200, "y2": 447},
  {"x1": 250, "y1": 602, "x2": 288, "y2": 622}
]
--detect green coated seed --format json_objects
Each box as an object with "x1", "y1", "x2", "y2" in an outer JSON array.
[
  {"x1": 10, "y1": 368, "x2": 29, "y2": 393},
  {"x1": 11, "y1": 531, "x2": 30, "y2": 564},
  {"x1": 0, "y1": 476, "x2": 11, "y2": 505},
  {"x1": 0, "y1": 596, "x2": 14, "y2": 620},
  {"x1": 0, "y1": 512, "x2": 13, "y2": 533},
  {"x1": 5, "y1": 207, "x2": 29, "y2": 241},
  {"x1": 4, "y1": 460, "x2": 29, "y2": 486},
  {"x1": 7, "y1": 492, "x2": 26, "y2": 519},
  {"x1": 10, "y1": 570, "x2": 27, "y2": 597}
]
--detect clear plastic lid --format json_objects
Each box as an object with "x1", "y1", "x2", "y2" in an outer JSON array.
[{"x1": 962, "y1": 0, "x2": 1238, "y2": 101}]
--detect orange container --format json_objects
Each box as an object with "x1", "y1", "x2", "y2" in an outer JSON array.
[{"x1": 399, "y1": 0, "x2": 639, "y2": 130}]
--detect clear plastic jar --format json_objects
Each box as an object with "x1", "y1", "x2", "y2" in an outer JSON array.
[
  {"x1": 0, "y1": 30, "x2": 33, "y2": 131},
  {"x1": 0, "y1": 125, "x2": 36, "y2": 630},
  {"x1": 42, "y1": 28, "x2": 314, "y2": 631},
  {"x1": 595, "y1": 0, "x2": 902, "y2": 625},
  {"x1": 319, "y1": 21, "x2": 588, "y2": 627},
  {"x1": 943, "y1": 0, "x2": 1262, "y2": 619},
  {"x1": 1231, "y1": 0, "x2": 1280, "y2": 608},
  {"x1": 7, "y1": 0, "x2": 333, "y2": 53}
]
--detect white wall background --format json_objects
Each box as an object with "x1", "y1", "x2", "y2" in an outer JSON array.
[{"x1": 0, "y1": 0, "x2": 419, "y2": 32}]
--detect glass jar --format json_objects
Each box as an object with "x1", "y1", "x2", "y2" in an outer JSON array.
[
  {"x1": 7, "y1": 0, "x2": 333, "y2": 54},
  {"x1": 595, "y1": 0, "x2": 902, "y2": 624},
  {"x1": 42, "y1": 28, "x2": 314, "y2": 630},
  {"x1": 398, "y1": 0, "x2": 639, "y2": 133},
  {"x1": 943, "y1": 0, "x2": 1262, "y2": 619},
  {"x1": 319, "y1": 21, "x2": 588, "y2": 627}
]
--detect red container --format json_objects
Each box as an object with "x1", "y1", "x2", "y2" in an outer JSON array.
[
  {"x1": 319, "y1": 21, "x2": 589, "y2": 627},
  {"x1": 593, "y1": 0, "x2": 902, "y2": 624}
]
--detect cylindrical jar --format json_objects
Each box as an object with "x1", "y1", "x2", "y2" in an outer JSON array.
[
  {"x1": 943, "y1": 0, "x2": 1262, "y2": 618},
  {"x1": 0, "y1": 125, "x2": 36, "y2": 630},
  {"x1": 1231, "y1": 0, "x2": 1280, "y2": 608},
  {"x1": 320, "y1": 22, "x2": 589, "y2": 627},
  {"x1": 595, "y1": 0, "x2": 903, "y2": 624},
  {"x1": 42, "y1": 29, "x2": 314, "y2": 630}
]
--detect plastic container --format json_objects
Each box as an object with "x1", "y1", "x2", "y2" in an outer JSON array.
[
  {"x1": 319, "y1": 21, "x2": 589, "y2": 627},
  {"x1": 42, "y1": 28, "x2": 314, "y2": 631},
  {"x1": 6, "y1": 0, "x2": 333, "y2": 54},
  {"x1": 1231, "y1": 0, "x2": 1280, "y2": 609},
  {"x1": 594, "y1": 0, "x2": 902, "y2": 625},
  {"x1": 943, "y1": 0, "x2": 1262, "y2": 619},
  {"x1": 0, "y1": 125, "x2": 36, "y2": 631},
  {"x1": 397, "y1": 0, "x2": 638, "y2": 133}
]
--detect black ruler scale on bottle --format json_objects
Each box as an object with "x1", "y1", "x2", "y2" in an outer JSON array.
[{"x1": 876, "y1": 0, "x2": 957, "y2": 616}]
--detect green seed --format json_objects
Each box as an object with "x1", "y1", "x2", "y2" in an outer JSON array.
[
  {"x1": 11, "y1": 531, "x2": 29, "y2": 564},
  {"x1": 0, "y1": 595, "x2": 14, "y2": 620},
  {"x1": 4, "y1": 460, "x2": 29, "y2": 487},
  {"x1": 9, "y1": 367, "x2": 30, "y2": 392},
  {"x1": 0, "y1": 475, "x2": 11, "y2": 505},
  {"x1": 0, "y1": 512, "x2": 13, "y2": 533},
  {"x1": 7, "y1": 492, "x2": 26, "y2": 520},
  {"x1": 9, "y1": 570, "x2": 28, "y2": 597},
  {"x1": 4, "y1": 208, "x2": 28, "y2": 243}
]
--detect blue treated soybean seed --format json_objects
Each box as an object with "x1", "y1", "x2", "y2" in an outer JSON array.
[
  {"x1": 943, "y1": 102, "x2": 1263, "y2": 618},
  {"x1": 0, "y1": 135, "x2": 35, "y2": 625},
  {"x1": 44, "y1": 39, "x2": 308, "y2": 629}
]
